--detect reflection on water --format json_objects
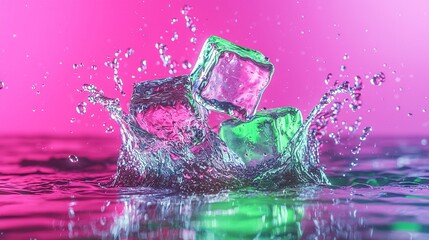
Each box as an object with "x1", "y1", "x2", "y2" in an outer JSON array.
[{"x1": 0, "y1": 136, "x2": 429, "y2": 239}]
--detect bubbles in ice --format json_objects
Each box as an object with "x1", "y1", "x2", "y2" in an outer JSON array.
[
  {"x1": 76, "y1": 102, "x2": 87, "y2": 114},
  {"x1": 370, "y1": 72, "x2": 386, "y2": 86},
  {"x1": 0, "y1": 80, "x2": 4, "y2": 90},
  {"x1": 68, "y1": 155, "x2": 79, "y2": 163}
]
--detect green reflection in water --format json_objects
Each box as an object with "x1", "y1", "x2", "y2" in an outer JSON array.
[{"x1": 193, "y1": 192, "x2": 304, "y2": 239}]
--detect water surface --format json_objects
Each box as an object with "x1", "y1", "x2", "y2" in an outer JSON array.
[{"x1": 0, "y1": 135, "x2": 428, "y2": 239}]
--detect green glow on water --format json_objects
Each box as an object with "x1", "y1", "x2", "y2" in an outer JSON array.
[
  {"x1": 219, "y1": 107, "x2": 303, "y2": 164},
  {"x1": 391, "y1": 221, "x2": 422, "y2": 232},
  {"x1": 196, "y1": 194, "x2": 304, "y2": 239}
]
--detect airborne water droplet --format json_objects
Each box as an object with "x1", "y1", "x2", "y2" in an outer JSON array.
[
  {"x1": 76, "y1": 102, "x2": 87, "y2": 114},
  {"x1": 343, "y1": 53, "x2": 349, "y2": 60},
  {"x1": 324, "y1": 73, "x2": 333, "y2": 85},
  {"x1": 105, "y1": 126, "x2": 114, "y2": 133},
  {"x1": 125, "y1": 48, "x2": 135, "y2": 58},
  {"x1": 182, "y1": 60, "x2": 192, "y2": 69},
  {"x1": 68, "y1": 155, "x2": 79, "y2": 163},
  {"x1": 171, "y1": 32, "x2": 179, "y2": 41},
  {"x1": 370, "y1": 72, "x2": 386, "y2": 86}
]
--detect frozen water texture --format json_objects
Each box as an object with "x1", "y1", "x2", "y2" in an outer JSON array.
[
  {"x1": 219, "y1": 107, "x2": 303, "y2": 167},
  {"x1": 115, "y1": 75, "x2": 246, "y2": 193},
  {"x1": 130, "y1": 75, "x2": 206, "y2": 144},
  {"x1": 190, "y1": 36, "x2": 274, "y2": 121}
]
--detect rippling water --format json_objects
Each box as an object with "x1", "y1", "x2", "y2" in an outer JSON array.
[{"x1": 0, "y1": 135, "x2": 428, "y2": 239}]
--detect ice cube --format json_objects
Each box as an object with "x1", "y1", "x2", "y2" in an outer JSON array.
[
  {"x1": 130, "y1": 75, "x2": 207, "y2": 145},
  {"x1": 219, "y1": 107, "x2": 303, "y2": 166},
  {"x1": 124, "y1": 75, "x2": 246, "y2": 192},
  {"x1": 190, "y1": 36, "x2": 274, "y2": 121}
]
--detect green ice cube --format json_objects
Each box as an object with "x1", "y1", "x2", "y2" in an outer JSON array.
[{"x1": 219, "y1": 107, "x2": 303, "y2": 165}]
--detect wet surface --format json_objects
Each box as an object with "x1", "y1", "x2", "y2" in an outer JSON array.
[{"x1": 0, "y1": 135, "x2": 428, "y2": 239}]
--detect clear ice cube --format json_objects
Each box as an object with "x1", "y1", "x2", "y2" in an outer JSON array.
[
  {"x1": 130, "y1": 75, "x2": 207, "y2": 145},
  {"x1": 219, "y1": 107, "x2": 303, "y2": 166},
  {"x1": 119, "y1": 75, "x2": 246, "y2": 192},
  {"x1": 190, "y1": 36, "x2": 274, "y2": 121}
]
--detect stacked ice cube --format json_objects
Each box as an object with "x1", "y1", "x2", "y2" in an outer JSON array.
[{"x1": 126, "y1": 36, "x2": 304, "y2": 191}]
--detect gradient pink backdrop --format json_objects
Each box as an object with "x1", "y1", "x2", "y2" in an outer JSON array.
[{"x1": 0, "y1": 0, "x2": 428, "y2": 137}]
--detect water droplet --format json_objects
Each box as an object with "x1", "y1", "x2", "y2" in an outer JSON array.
[
  {"x1": 343, "y1": 53, "x2": 349, "y2": 60},
  {"x1": 340, "y1": 65, "x2": 346, "y2": 71},
  {"x1": 125, "y1": 48, "x2": 134, "y2": 58},
  {"x1": 182, "y1": 60, "x2": 192, "y2": 69},
  {"x1": 181, "y1": 5, "x2": 191, "y2": 15},
  {"x1": 72, "y1": 63, "x2": 79, "y2": 70},
  {"x1": 171, "y1": 18, "x2": 178, "y2": 24},
  {"x1": 171, "y1": 32, "x2": 179, "y2": 41},
  {"x1": 114, "y1": 49, "x2": 121, "y2": 57},
  {"x1": 105, "y1": 126, "x2": 114, "y2": 133},
  {"x1": 359, "y1": 126, "x2": 372, "y2": 141},
  {"x1": 408, "y1": 112, "x2": 413, "y2": 117},
  {"x1": 190, "y1": 37, "x2": 197, "y2": 44},
  {"x1": 0, "y1": 80, "x2": 4, "y2": 90},
  {"x1": 396, "y1": 106, "x2": 400, "y2": 111},
  {"x1": 370, "y1": 72, "x2": 386, "y2": 86},
  {"x1": 70, "y1": 118, "x2": 76, "y2": 123},
  {"x1": 190, "y1": 24, "x2": 197, "y2": 32},
  {"x1": 36, "y1": 90, "x2": 40, "y2": 95},
  {"x1": 91, "y1": 65, "x2": 98, "y2": 71},
  {"x1": 68, "y1": 155, "x2": 79, "y2": 163},
  {"x1": 351, "y1": 146, "x2": 361, "y2": 155},
  {"x1": 324, "y1": 73, "x2": 333, "y2": 85},
  {"x1": 423, "y1": 109, "x2": 427, "y2": 113},
  {"x1": 76, "y1": 102, "x2": 87, "y2": 115}
]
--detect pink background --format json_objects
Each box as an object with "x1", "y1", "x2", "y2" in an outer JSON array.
[{"x1": 0, "y1": 0, "x2": 428, "y2": 137}]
